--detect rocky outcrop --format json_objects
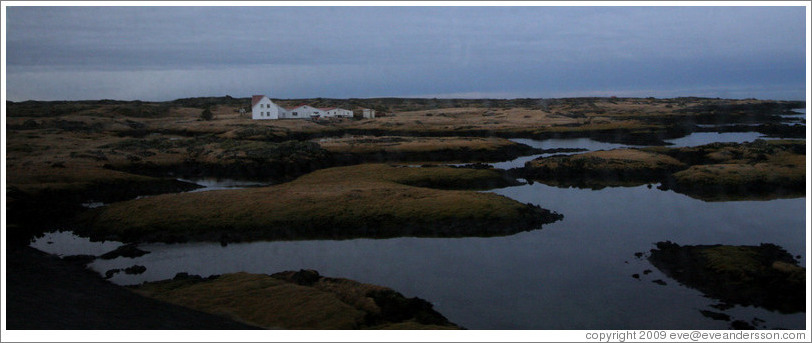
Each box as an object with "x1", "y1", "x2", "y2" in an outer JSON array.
[{"x1": 648, "y1": 241, "x2": 805, "y2": 314}]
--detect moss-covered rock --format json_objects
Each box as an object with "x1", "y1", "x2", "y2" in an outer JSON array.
[
  {"x1": 521, "y1": 149, "x2": 686, "y2": 187},
  {"x1": 648, "y1": 241, "x2": 805, "y2": 313},
  {"x1": 520, "y1": 140, "x2": 805, "y2": 200},
  {"x1": 130, "y1": 271, "x2": 460, "y2": 329},
  {"x1": 658, "y1": 140, "x2": 806, "y2": 201}
]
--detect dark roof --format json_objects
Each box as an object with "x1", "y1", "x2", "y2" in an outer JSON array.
[{"x1": 251, "y1": 95, "x2": 266, "y2": 107}]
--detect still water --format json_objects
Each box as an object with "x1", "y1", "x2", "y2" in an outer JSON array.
[
  {"x1": 30, "y1": 132, "x2": 807, "y2": 330},
  {"x1": 492, "y1": 131, "x2": 777, "y2": 170},
  {"x1": 33, "y1": 183, "x2": 806, "y2": 329}
]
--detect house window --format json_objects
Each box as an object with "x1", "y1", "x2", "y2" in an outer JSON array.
[{"x1": 293, "y1": 112, "x2": 298, "y2": 116}]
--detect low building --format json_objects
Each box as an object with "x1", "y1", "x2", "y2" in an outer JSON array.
[
  {"x1": 361, "y1": 108, "x2": 376, "y2": 119},
  {"x1": 251, "y1": 95, "x2": 353, "y2": 120}
]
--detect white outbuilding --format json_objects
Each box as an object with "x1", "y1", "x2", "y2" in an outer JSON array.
[{"x1": 361, "y1": 108, "x2": 376, "y2": 119}]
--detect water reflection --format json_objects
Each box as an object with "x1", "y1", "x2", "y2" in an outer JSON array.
[
  {"x1": 179, "y1": 178, "x2": 271, "y2": 192},
  {"x1": 32, "y1": 183, "x2": 806, "y2": 330},
  {"x1": 493, "y1": 132, "x2": 780, "y2": 170}
]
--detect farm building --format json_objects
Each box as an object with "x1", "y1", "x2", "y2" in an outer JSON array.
[
  {"x1": 251, "y1": 95, "x2": 353, "y2": 120},
  {"x1": 361, "y1": 108, "x2": 376, "y2": 119}
]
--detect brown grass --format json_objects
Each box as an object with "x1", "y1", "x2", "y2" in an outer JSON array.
[
  {"x1": 315, "y1": 136, "x2": 516, "y2": 154},
  {"x1": 131, "y1": 272, "x2": 460, "y2": 329},
  {"x1": 131, "y1": 273, "x2": 365, "y2": 329},
  {"x1": 81, "y1": 164, "x2": 543, "y2": 242}
]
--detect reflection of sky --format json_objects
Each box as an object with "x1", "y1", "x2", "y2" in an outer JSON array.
[
  {"x1": 491, "y1": 132, "x2": 786, "y2": 169},
  {"x1": 5, "y1": 6, "x2": 806, "y2": 101},
  {"x1": 32, "y1": 184, "x2": 806, "y2": 329}
]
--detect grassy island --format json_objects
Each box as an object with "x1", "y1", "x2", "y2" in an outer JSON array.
[
  {"x1": 131, "y1": 270, "x2": 460, "y2": 329},
  {"x1": 520, "y1": 139, "x2": 805, "y2": 200},
  {"x1": 648, "y1": 241, "x2": 805, "y2": 314},
  {"x1": 79, "y1": 164, "x2": 561, "y2": 243}
]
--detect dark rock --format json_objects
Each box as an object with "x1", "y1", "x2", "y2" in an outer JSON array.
[
  {"x1": 699, "y1": 310, "x2": 731, "y2": 321},
  {"x1": 634, "y1": 252, "x2": 644, "y2": 258},
  {"x1": 124, "y1": 265, "x2": 147, "y2": 275},
  {"x1": 648, "y1": 241, "x2": 805, "y2": 313},
  {"x1": 366, "y1": 289, "x2": 453, "y2": 327},
  {"x1": 632, "y1": 274, "x2": 640, "y2": 279},
  {"x1": 104, "y1": 269, "x2": 121, "y2": 279},
  {"x1": 271, "y1": 269, "x2": 322, "y2": 286},
  {"x1": 61, "y1": 255, "x2": 96, "y2": 265},
  {"x1": 643, "y1": 269, "x2": 652, "y2": 275},
  {"x1": 652, "y1": 279, "x2": 667, "y2": 286},
  {"x1": 731, "y1": 320, "x2": 755, "y2": 330},
  {"x1": 99, "y1": 244, "x2": 150, "y2": 260},
  {"x1": 710, "y1": 302, "x2": 734, "y2": 311}
]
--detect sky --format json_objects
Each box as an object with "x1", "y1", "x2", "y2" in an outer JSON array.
[{"x1": 3, "y1": 4, "x2": 809, "y2": 101}]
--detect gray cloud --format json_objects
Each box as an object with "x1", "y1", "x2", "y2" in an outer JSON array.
[{"x1": 4, "y1": 6, "x2": 806, "y2": 100}]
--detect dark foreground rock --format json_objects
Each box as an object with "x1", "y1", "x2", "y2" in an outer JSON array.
[
  {"x1": 5, "y1": 246, "x2": 257, "y2": 329},
  {"x1": 648, "y1": 241, "x2": 805, "y2": 313}
]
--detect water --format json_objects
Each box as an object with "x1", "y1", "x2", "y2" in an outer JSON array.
[
  {"x1": 34, "y1": 184, "x2": 805, "y2": 329},
  {"x1": 781, "y1": 108, "x2": 807, "y2": 125},
  {"x1": 490, "y1": 138, "x2": 631, "y2": 169},
  {"x1": 29, "y1": 131, "x2": 807, "y2": 329},
  {"x1": 178, "y1": 178, "x2": 270, "y2": 192},
  {"x1": 30, "y1": 231, "x2": 123, "y2": 257},
  {"x1": 493, "y1": 131, "x2": 783, "y2": 170},
  {"x1": 664, "y1": 132, "x2": 769, "y2": 148}
]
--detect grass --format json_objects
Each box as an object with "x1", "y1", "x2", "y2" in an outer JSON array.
[
  {"x1": 131, "y1": 273, "x2": 365, "y2": 329},
  {"x1": 81, "y1": 164, "x2": 555, "y2": 242},
  {"x1": 522, "y1": 148, "x2": 686, "y2": 187},
  {"x1": 524, "y1": 140, "x2": 805, "y2": 200},
  {"x1": 315, "y1": 136, "x2": 517, "y2": 154},
  {"x1": 665, "y1": 140, "x2": 806, "y2": 200},
  {"x1": 648, "y1": 242, "x2": 806, "y2": 313},
  {"x1": 131, "y1": 272, "x2": 460, "y2": 329}
]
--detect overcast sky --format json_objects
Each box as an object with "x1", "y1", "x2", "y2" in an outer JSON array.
[{"x1": 4, "y1": 5, "x2": 808, "y2": 101}]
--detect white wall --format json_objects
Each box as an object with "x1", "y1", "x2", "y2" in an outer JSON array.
[
  {"x1": 334, "y1": 108, "x2": 353, "y2": 117},
  {"x1": 252, "y1": 96, "x2": 281, "y2": 120},
  {"x1": 288, "y1": 105, "x2": 321, "y2": 118}
]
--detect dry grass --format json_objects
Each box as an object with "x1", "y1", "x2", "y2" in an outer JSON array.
[
  {"x1": 526, "y1": 148, "x2": 685, "y2": 173},
  {"x1": 131, "y1": 272, "x2": 460, "y2": 329},
  {"x1": 82, "y1": 164, "x2": 543, "y2": 242},
  {"x1": 131, "y1": 273, "x2": 366, "y2": 329},
  {"x1": 668, "y1": 140, "x2": 806, "y2": 200},
  {"x1": 315, "y1": 136, "x2": 516, "y2": 154}
]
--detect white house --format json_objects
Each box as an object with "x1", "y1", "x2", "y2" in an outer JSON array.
[
  {"x1": 251, "y1": 95, "x2": 354, "y2": 120},
  {"x1": 252, "y1": 95, "x2": 284, "y2": 120}
]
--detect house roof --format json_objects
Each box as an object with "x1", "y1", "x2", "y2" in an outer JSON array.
[
  {"x1": 285, "y1": 104, "x2": 307, "y2": 111},
  {"x1": 318, "y1": 107, "x2": 336, "y2": 111},
  {"x1": 251, "y1": 95, "x2": 266, "y2": 107}
]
